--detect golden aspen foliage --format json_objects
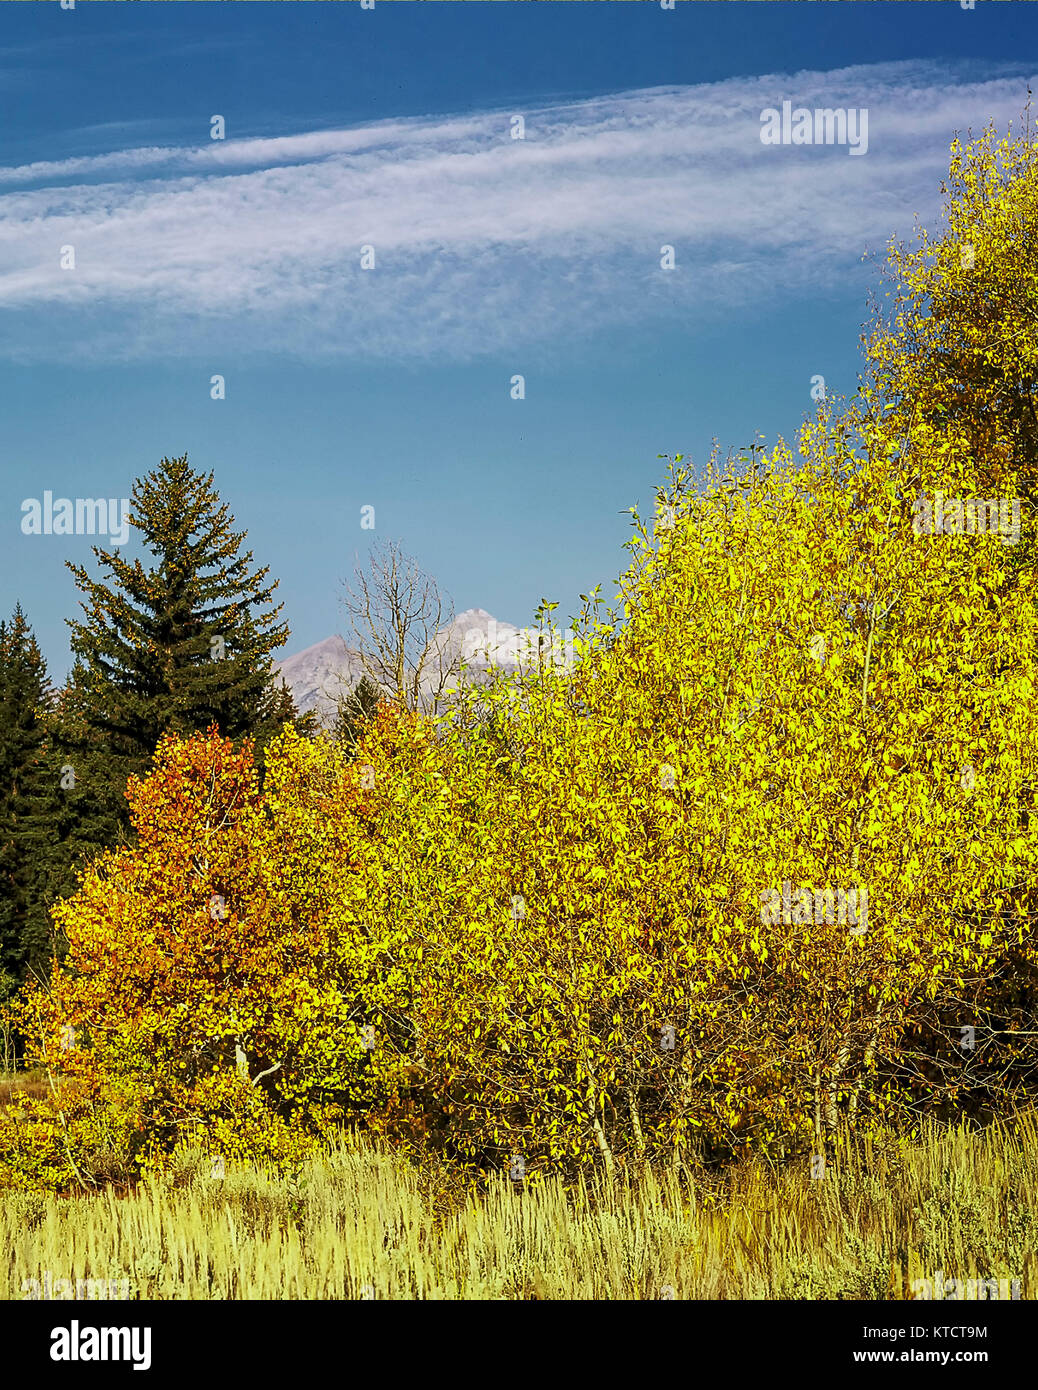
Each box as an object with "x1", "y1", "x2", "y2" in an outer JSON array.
[
  {"x1": 362, "y1": 403, "x2": 1038, "y2": 1174},
  {"x1": 5, "y1": 127, "x2": 1038, "y2": 1188},
  {"x1": 863, "y1": 119, "x2": 1038, "y2": 566}
]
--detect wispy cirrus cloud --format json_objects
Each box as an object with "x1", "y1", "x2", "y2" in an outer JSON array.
[{"x1": 0, "y1": 59, "x2": 1032, "y2": 364}]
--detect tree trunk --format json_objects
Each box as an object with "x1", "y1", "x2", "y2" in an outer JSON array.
[{"x1": 592, "y1": 1112, "x2": 616, "y2": 1181}]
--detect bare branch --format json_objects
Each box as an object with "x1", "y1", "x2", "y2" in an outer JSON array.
[{"x1": 340, "y1": 538, "x2": 459, "y2": 714}]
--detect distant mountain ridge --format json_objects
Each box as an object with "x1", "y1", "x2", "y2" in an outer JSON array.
[{"x1": 274, "y1": 608, "x2": 542, "y2": 725}]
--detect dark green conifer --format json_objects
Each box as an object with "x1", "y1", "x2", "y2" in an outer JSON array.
[
  {"x1": 0, "y1": 606, "x2": 53, "y2": 993},
  {"x1": 65, "y1": 454, "x2": 294, "y2": 795},
  {"x1": 331, "y1": 673, "x2": 383, "y2": 752}
]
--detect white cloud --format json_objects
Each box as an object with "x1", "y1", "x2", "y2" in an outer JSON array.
[{"x1": 0, "y1": 60, "x2": 1031, "y2": 363}]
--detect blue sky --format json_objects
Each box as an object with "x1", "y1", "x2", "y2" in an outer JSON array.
[{"x1": 1, "y1": 0, "x2": 1036, "y2": 682}]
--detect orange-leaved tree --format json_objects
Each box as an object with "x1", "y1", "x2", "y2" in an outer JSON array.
[{"x1": 0, "y1": 720, "x2": 413, "y2": 1189}]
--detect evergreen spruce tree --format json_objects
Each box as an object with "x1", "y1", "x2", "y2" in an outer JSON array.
[
  {"x1": 29, "y1": 662, "x2": 137, "y2": 963},
  {"x1": 331, "y1": 673, "x2": 383, "y2": 752},
  {"x1": 0, "y1": 606, "x2": 53, "y2": 995},
  {"x1": 66, "y1": 455, "x2": 297, "y2": 803}
]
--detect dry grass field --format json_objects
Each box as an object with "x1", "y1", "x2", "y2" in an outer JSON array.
[{"x1": 2, "y1": 1105, "x2": 1035, "y2": 1301}]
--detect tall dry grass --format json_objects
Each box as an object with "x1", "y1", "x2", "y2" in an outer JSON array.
[{"x1": 2, "y1": 1114, "x2": 1035, "y2": 1300}]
